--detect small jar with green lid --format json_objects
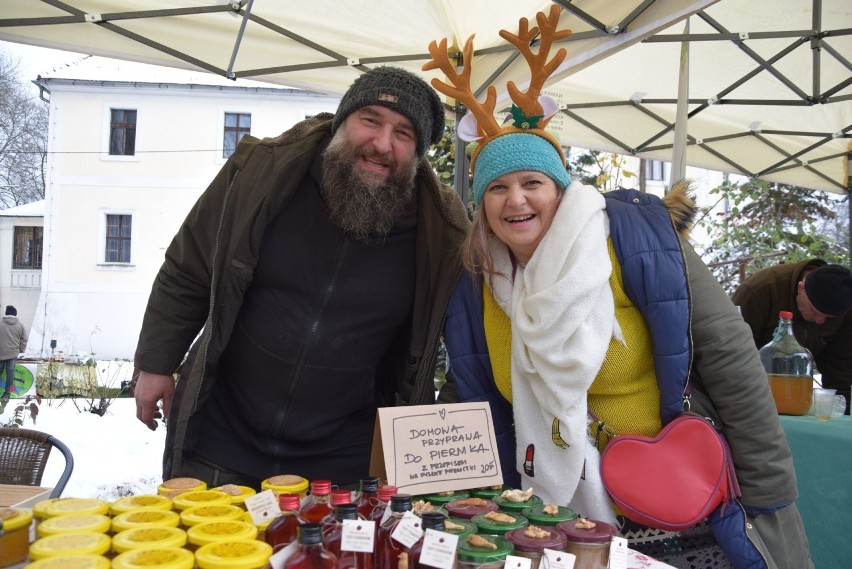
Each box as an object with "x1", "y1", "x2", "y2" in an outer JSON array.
[
  {"x1": 172, "y1": 489, "x2": 232, "y2": 512},
  {"x1": 112, "y1": 510, "x2": 181, "y2": 533},
  {"x1": 505, "y1": 526, "x2": 568, "y2": 569},
  {"x1": 0, "y1": 507, "x2": 33, "y2": 566},
  {"x1": 520, "y1": 504, "x2": 577, "y2": 526},
  {"x1": 468, "y1": 485, "x2": 510, "y2": 500},
  {"x1": 180, "y1": 504, "x2": 245, "y2": 528},
  {"x1": 23, "y1": 554, "x2": 111, "y2": 569},
  {"x1": 187, "y1": 520, "x2": 259, "y2": 550},
  {"x1": 195, "y1": 539, "x2": 274, "y2": 569},
  {"x1": 261, "y1": 474, "x2": 309, "y2": 497},
  {"x1": 416, "y1": 489, "x2": 470, "y2": 506},
  {"x1": 40, "y1": 497, "x2": 111, "y2": 519},
  {"x1": 442, "y1": 517, "x2": 478, "y2": 537},
  {"x1": 29, "y1": 532, "x2": 112, "y2": 560},
  {"x1": 37, "y1": 514, "x2": 112, "y2": 537},
  {"x1": 471, "y1": 511, "x2": 529, "y2": 535},
  {"x1": 111, "y1": 494, "x2": 173, "y2": 516},
  {"x1": 492, "y1": 492, "x2": 543, "y2": 514},
  {"x1": 112, "y1": 547, "x2": 196, "y2": 569},
  {"x1": 112, "y1": 526, "x2": 187, "y2": 554},
  {"x1": 456, "y1": 534, "x2": 514, "y2": 569}
]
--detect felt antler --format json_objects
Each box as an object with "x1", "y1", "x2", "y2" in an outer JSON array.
[
  {"x1": 423, "y1": 36, "x2": 501, "y2": 139},
  {"x1": 500, "y1": 5, "x2": 572, "y2": 127}
]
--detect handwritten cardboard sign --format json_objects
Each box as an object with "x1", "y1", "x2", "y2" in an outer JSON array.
[{"x1": 370, "y1": 402, "x2": 502, "y2": 494}]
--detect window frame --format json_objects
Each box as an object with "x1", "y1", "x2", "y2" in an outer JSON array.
[
  {"x1": 223, "y1": 111, "x2": 252, "y2": 159},
  {"x1": 12, "y1": 226, "x2": 43, "y2": 270},
  {"x1": 101, "y1": 105, "x2": 141, "y2": 162},
  {"x1": 97, "y1": 209, "x2": 136, "y2": 270}
]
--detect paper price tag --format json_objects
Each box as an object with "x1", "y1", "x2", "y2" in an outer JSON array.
[
  {"x1": 504, "y1": 555, "x2": 533, "y2": 569},
  {"x1": 543, "y1": 548, "x2": 575, "y2": 569},
  {"x1": 268, "y1": 540, "x2": 298, "y2": 569},
  {"x1": 419, "y1": 529, "x2": 459, "y2": 569},
  {"x1": 341, "y1": 519, "x2": 375, "y2": 553},
  {"x1": 608, "y1": 536, "x2": 628, "y2": 569},
  {"x1": 390, "y1": 511, "x2": 423, "y2": 548},
  {"x1": 244, "y1": 489, "x2": 281, "y2": 526}
]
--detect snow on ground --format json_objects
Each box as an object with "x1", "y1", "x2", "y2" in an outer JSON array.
[{"x1": 1, "y1": 397, "x2": 166, "y2": 500}]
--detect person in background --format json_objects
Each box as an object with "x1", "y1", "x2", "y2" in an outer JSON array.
[
  {"x1": 132, "y1": 66, "x2": 469, "y2": 488},
  {"x1": 435, "y1": 8, "x2": 812, "y2": 569},
  {"x1": 0, "y1": 305, "x2": 28, "y2": 398},
  {"x1": 733, "y1": 260, "x2": 852, "y2": 411}
]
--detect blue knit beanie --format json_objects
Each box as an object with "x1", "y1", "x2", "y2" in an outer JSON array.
[{"x1": 472, "y1": 132, "x2": 571, "y2": 204}]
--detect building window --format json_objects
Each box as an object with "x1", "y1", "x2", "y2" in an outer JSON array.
[
  {"x1": 223, "y1": 112, "x2": 251, "y2": 158},
  {"x1": 105, "y1": 214, "x2": 132, "y2": 263},
  {"x1": 13, "y1": 226, "x2": 43, "y2": 269},
  {"x1": 645, "y1": 159, "x2": 665, "y2": 181},
  {"x1": 109, "y1": 109, "x2": 137, "y2": 156}
]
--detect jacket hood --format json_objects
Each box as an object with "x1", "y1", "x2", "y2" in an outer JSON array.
[{"x1": 2, "y1": 315, "x2": 18, "y2": 324}]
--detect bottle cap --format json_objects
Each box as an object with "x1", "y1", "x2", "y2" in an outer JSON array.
[
  {"x1": 359, "y1": 477, "x2": 380, "y2": 493},
  {"x1": 278, "y1": 493, "x2": 301, "y2": 511},
  {"x1": 298, "y1": 523, "x2": 324, "y2": 545},
  {"x1": 330, "y1": 489, "x2": 352, "y2": 506},
  {"x1": 779, "y1": 310, "x2": 793, "y2": 320},
  {"x1": 309, "y1": 480, "x2": 332, "y2": 496},
  {"x1": 334, "y1": 504, "x2": 359, "y2": 521},
  {"x1": 421, "y1": 511, "x2": 446, "y2": 531},
  {"x1": 389, "y1": 494, "x2": 412, "y2": 512},
  {"x1": 377, "y1": 485, "x2": 398, "y2": 502}
]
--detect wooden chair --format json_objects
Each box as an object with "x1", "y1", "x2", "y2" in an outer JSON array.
[{"x1": 0, "y1": 428, "x2": 74, "y2": 498}]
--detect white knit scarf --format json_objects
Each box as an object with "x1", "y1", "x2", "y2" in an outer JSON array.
[{"x1": 486, "y1": 181, "x2": 620, "y2": 524}]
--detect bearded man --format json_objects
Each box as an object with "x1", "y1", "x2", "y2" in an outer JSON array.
[{"x1": 133, "y1": 67, "x2": 469, "y2": 486}]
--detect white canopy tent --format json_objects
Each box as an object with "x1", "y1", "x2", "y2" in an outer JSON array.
[{"x1": 1, "y1": 1, "x2": 849, "y2": 204}]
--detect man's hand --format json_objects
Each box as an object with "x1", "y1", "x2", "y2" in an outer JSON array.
[{"x1": 134, "y1": 371, "x2": 175, "y2": 431}]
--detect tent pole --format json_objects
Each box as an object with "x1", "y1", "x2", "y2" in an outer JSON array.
[
  {"x1": 671, "y1": 18, "x2": 690, "y2": 187},
  {"x1": 226, "y1": 0, "x2": 255, "y2": 80},
  {"x1": 453, "y1": 104, "x2": 470, "y2": 209}
]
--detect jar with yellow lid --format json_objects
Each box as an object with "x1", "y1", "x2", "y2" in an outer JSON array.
[
  {"x1": 0, "y1": 507, "x2": 33, "y2": 567},
  {"x1": 172, "y1": 489, "x2": 232, "y2": 512},
  {"x1": 37, "y1": 514, "x2": 112, "y2": 538},
  {"x1": 195, "y1": 539, "x2": 274, "y2": 569},
  {"x1": 32, "y1": 499, "x2": 66, "y2": 523},
  {"x1": 157, "y1": 477, "x2": 207, "y2": 496},
  {"x1": 112, "y1": 547, "x2": 195, "y2": 569},
  {"x1": 112, "y1": 510, "x2": 181, "y2": 533},
  {"x1": 213, "y1": 485, "x2": 257, "y2": 509},
  {"x1": 111, "y1": 494, "x2": 173, "y2": 516},
  {"x1": 29, "y1": 532, "x2": 112, "y2": 560},
  {"x1": 112, "y1": 526, "x2": 188, "y2": 554},
  {"x1": 261, "y1": 474, "x2": 308, "y2": 497},
  {"x1": 23, "y1": 554, "x2": 111, "y2": 569},
  {"x1": 187, "y1": 520, "x2": 259, "y2": 550},
  {"x1": 40, "y1": 498, "x2": 111, "y2": 519},
  {"x1": 181, "y1": 504, "x2": 245, "y2": 528}
]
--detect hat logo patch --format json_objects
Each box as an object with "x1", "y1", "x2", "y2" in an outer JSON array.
[{"x1": 377, "y1": 93, "x2": 398, "y2": 103}]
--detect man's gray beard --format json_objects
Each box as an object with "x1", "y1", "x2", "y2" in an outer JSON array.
[{"x1": 321, "y1": 131, "x2": 417, "y2": 240}]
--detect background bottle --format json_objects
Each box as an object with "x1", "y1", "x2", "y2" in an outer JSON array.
[
  {"x1": 377, "y1": 494, "x2": 414, "y2": 569},
  {"x1": 323, "y1": 504, "x2": 373, "y2": 569},
  {"x1": 285, "y1": 523, "x2": 338, "y2": 569},
  {"x1": 357, "y1": 477, "x2": 381, "y2": 520},
  {"x1": 321, "y1": 490, "x2": 355, "y2": 534},
  {"x1": 409, "y1": 511, "x2": 448, "y2": 569},
  {"x1": 266, "y1": 493, "x2": 303, "y2": 551},
  {"x1": 302, "y1": 480, "x2": 334, "y2": 523},
  {"x1": 759, "y1": 310, "x2": 816, "y2": 415},
  {"x1": 370, "y1": 485, "x2": 398, "y2": 524}
]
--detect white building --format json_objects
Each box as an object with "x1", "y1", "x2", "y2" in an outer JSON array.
[
  {"x1": 0, "y1": 199, "x2": 44, "y2": 332},
  {"x1": 27, "y1": 57, "x2": 339, "y2": 360}
]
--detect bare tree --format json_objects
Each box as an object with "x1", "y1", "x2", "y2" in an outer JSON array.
[{"x1": 0, "y1": 50, "x2": 48, "y2": 208}]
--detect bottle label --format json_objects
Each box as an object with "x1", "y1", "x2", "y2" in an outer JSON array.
[
  {"x1": 608, "y1": 537, "x2": 629, "y2": 569},
  {"x1": 342, "y1": 519, "x2": 375, "y2": 553},
  {"x1": 268, "y1": 540, "x2": 299, "y2": 569},
  {"x1": 419, "y1": 529, "x2": 459, "y2": 569},
  {"x1": 245, "y1": 489, "x2": 281, "y2": 525},
  {"x1": 543, "y1": 548, "x2": 574, "y2": 569},
  {"x1": 504, "y1": 555, "x2": 533, "y2": 569},
  {"x1": 391, "y1": 511, "x2": 423, "y2": 548}
]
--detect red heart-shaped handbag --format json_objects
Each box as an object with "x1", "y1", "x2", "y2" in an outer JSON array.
[{"x1": 600, "y1": 413, "x2": 740, "y2": 531}]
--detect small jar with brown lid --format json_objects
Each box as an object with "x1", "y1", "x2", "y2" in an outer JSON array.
[
  {"x1": 555, "y1": 518, "x2": 617, "y2": 569},
  {"x1": 505, "y1": 525, "x2": 567, "y2": 569}
]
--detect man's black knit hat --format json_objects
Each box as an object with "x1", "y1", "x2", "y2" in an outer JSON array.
[
  {"x1": 805, "y1": 264, "x2": 852, "y2": 316},
  {"x1": 5, "y1": 305, "x2": 16, "y2": 316},
  {"x1": 332, "y1": 66, "x2": 445, "y2": 157}
]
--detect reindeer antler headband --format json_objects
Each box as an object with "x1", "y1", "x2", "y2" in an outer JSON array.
[{"x1": 423, "y1": 5, "x2": 572, "y2": 190}]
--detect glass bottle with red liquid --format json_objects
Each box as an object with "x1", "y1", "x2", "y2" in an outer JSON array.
[
  {"x1": 301, "y1": 480, "x2": 334, "y2": 523},
  {"x1": 321, "y1": 489, "x2": 355, "y2": 535},
  {"x1": 407, "y1": 512, "x2": 448, "y2": 569},
  {"x1": 357, "y1": 477, "x2": 381, "y2": 520},
  {"x1": 370, "y1": 485, "x2": 398, "y2": 525},
  {"x1": 266, "y1": 493, "x2": 303, "y2": 551},
  {"x1": 376, "y1": 494, "x2": 415, "y2": 569},
  {"x1": 284, "y1": 523, "x2": 338, "y2": 569},
  {"x1": 323, "y1": 503, "x2": 374, "y2": 569}
]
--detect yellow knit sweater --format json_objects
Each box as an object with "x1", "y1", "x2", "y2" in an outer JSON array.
[{"x1": 483, "y1": 238, "x2": 662, "y2": 450}]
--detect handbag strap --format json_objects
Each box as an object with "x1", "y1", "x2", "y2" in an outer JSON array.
[{"x1": 587, "y1": 382, "x2": 693, "y2": 442}]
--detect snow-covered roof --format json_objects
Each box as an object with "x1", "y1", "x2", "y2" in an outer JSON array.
[{"x1": 0, "y1": 199, "x2": 45, "y2": 217}]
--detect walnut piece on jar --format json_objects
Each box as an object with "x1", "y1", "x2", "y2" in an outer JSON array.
[
  {"x1": 575, "y1": 518, "x2": 597, "y2": 529},
  {"x1": 467, "y1": 534, "x2": 498, "y2": 550},
  {"x1": 499, "y1": 487, "x2": 534, "y2": 502},
  {"x1": 412, "y1": 500, "x2": 435, "y2": 515},
  {"x1": 523, "y1": 525, "x2": 552, "y2": 538},
  {"x1": 484, "y1": 511, "x2": 516, "y2": 523},
  {"x1": 542, "y1": 504, "x2": 559, "y2": 515}
]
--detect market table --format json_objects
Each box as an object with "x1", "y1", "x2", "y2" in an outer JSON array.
[
  {"x1": 779, "y1": 414, "x2": 851, "y2": 569},
  {"x1": 0, "y1": 484, "x2": 51, "y2": 508}
]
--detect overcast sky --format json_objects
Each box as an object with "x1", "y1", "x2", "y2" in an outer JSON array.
[{"x1": 1, "y1": 40, "x2": 89, "y2": 83}]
